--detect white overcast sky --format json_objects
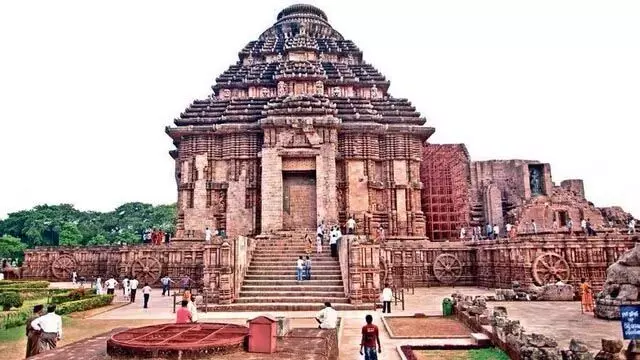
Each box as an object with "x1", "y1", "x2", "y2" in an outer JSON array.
[{"x1": 1, "y1": 0, "x2": 639, "y2": 219}]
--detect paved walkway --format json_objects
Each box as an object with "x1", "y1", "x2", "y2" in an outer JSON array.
[{"x1": 82, "y1": 286, "x2": 624, "y2": 359}]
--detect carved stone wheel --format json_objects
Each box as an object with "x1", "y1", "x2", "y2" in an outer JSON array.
[
  {"x1": 51, "y1": 255, "x2": 77, "y2": 280},
  {"x1": 532, "y1": 252, "x2": 570, "y2": 285},
  {"x1": 130, "y1": 257, "x2": 162, "y2": 285},
  {"x1": 433, "y1": 253, "x2": 463, "y2": 285}
]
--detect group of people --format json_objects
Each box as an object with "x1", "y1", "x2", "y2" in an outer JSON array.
[
  {"x1": 25, "y1": 304, "x2": 62, "y2": 358},
  {"x1": 175, "y1": 289, "x2": 199, "y2": 323},
  {"x1": 295, "y1": 256, "x2": 312, "y2": 281},
  {"x1": 143, "y1": 228, "x2": 169, "y2": 245}
]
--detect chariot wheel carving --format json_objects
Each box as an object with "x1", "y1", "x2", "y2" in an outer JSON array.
[
  {"x1": 130, "y1": 257, "x2": 162, "y2": 284},
  {"x1": 532, "y1": 252, "x2": 570, "y2": 285},
  {"x1": 433, "y1": 253, "x2": 463, "y2": 285},
  {"x1": 51, "y1": 255, "x2": 77, "y2": 280}
]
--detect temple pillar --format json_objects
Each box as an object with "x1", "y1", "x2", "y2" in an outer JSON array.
[
  {"x1": 393, "y1": 160, "x2": 409, "y2": 235},
  {"x1": 349, "y1": 239, "x2": 362, "y2": 304},
  {"x1": 316, "y1": 143, "x2": 338, "y2": 225},
  {"x1": 260, "y1": 148, "x2": 283, "y2": 233},
  {"x1": 218, "y1": 241, "x2": 232, "y2": 304},
  {"x1": 346, "y1": 160, "x2": 369, "y2": 218}
]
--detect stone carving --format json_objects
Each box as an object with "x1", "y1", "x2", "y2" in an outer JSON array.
[
  {"x1": 530, "y1": 167, "x2": 542, "y2": 195},
  {"x1": 332, "y1": 86, "x2": 340, "y2": 97},
  {"x1": 433, "y1": 253, "x2": 463, "y2": 284},
  {"x1": 532, "y1": 252, "x2": 570, "y2": 286},
  {"x1": 130, "y1": 257, "x2": 162, "y2": 285},
  {"x1": 528, "y1": 283, "x2": 575, "y2": 301},
  {"x1": 222, "y1": 89, "x2": 231, "y2": 99},
  {"x1": 51, "y1": 255, "x2": 77, "y2": 280},
  {"x1": 594, "y1": 339, "x2": 625, "y2": 359},
  {"x1": 595, "y1": 245, "x2": 640, "y2": 319},
  {"x1": 315, "y1": 80, "x2": 324, "y2": 95},
  {"x1": 370, "y1": 85, "x2": 378, "y2": 99},
  {"x1": 277, "y1": 81, "x2": 286, "y2": 97},
  {"x1": 261, "y1": 87, "x2": 270, "y2": 97}
]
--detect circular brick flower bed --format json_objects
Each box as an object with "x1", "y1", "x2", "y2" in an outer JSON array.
[{"x1": 107, "y1": 323, "x2": 249, "y2": 359}]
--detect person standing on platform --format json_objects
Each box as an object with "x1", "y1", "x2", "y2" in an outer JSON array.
[
  {"x1": 493, "y1": 224, "x2": 500, "y2": 239},
  {"x1": 329, "y1": 227, "x2": 339, "y2": 258},
  {"x1": 531, "y1": 220, "x2": 538, "y2": 234},
  {"x1": 485, "y1": 223, "x2": 493, "y2": 239},
  {"x1": 567, "y1": 218, "x2": 573, "y2": 235},
  {"x1": 346, "y1": 216, "x2": 356, "y2": 235},
  {"x1": 580, "y1": 278, "x2": 594, "y2": 313},
  {"x1": 122, "y1": 276, "x2": 130, "y2": 298},
  {"x1": 296, "y1": 256, "x2": 304, "y2": 281},
  {"x1": 305, "y1": 234, "x2": 313, "y2": 255},
  {"x1": 629, "y1": 218, "x2": 637, "y2": 234},
  {"x1": 187, "y1": 294, "x2": 199, "y2": 323},
  {"x1": 316, "y1": 232, "x2": 323, "y2": 254},
  {"x1": 381, "y1": 284, "x2": 392, "y2": 314},
  {"x1": 142, "y1": 283, "x2": 152, "y2": 309},
  {"x1": 25, "y1": 304, "x2": 44, "y2": 358},
  {"x1": 95, "y1": 276, "x2": 103, "y2": 295},
  {"x1": 317, "y1": 222, "x2": 324, "y2": 244},
  {"x1": 71, "y1": 271, "x2": 77, "y2": 285},
  {"x1": 360, "y1": 314, "x2": 381, "y2": 360},
  {"x1": 129, "y1": 277, "x2": 139, "y2": 303},
  {"x1": 459, "y1": 227, "x2": 466, "y2": 240},
  {"x1": 205, "y1": 227, "x2": 212, "y2": 243},
  {"x1": 581, "y1": 218, "x2": 587, "y2": 235},
  {"x1": 304, "y1": 256, "x2": 312, "y2": 280},
  {"x1": 161, "y1": 275, "x2": 175, "y2": 296}
]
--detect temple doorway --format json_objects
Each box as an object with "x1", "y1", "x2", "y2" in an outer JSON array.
[{"x1": 283, "y1": 171, "x2": 317, "y2": 230}]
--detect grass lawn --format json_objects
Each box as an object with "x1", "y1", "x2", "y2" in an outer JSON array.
[{"x1": 414, "y1": 348, "x2": 510, "y2": 360}]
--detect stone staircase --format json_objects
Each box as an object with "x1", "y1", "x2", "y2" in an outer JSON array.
[{"x1": 208, "y1": 231, "x2": 371, "y2": 311}]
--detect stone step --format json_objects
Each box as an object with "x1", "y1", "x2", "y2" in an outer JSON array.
[
  {"x1": 244, "y1": 274, "x2": 342, "y2": 280},
  {"x1": 239, "y1": 290, "x2": 346, "y2": 298},
  {"x1": 249, "y1": 262, "x2": 340, "y2": 271},
  {"x1": 250, "y1": 257, "x2": 337, "y2": 263},
  {"x1": 250, "y1": 260, "x2": 338, "y2": 265},
  {"x1": 241, "y1": 285, "x2": 345, "y2": 292},
  {"x1": 207, "y1": 303, "x2": 373, "y2": 312},
  {"x1": 242, "y1": 279, "x2": 343, "y2": 286},
  {"x1": 246, "y1": 269, "x2": 342, "y2": 276},
  {"x1": 235, "y1": 296, "x2": 350, "y2": 304}
]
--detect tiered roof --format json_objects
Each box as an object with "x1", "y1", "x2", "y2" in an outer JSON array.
[{"x1": 170, "y1": 4, "x2": 430, "y2": 131}]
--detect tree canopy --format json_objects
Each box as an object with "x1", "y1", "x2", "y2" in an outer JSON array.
[{"x1": 0, "y1": 203, "x2": 176, "y2": 252}]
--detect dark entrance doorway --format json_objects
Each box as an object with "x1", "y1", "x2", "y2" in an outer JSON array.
[
  {"x1": 283, "y1": 171, "x2": 317, "y2": 230},
  {"x1": 557, "y1": 210, "x2": 568, "y2": 227}
]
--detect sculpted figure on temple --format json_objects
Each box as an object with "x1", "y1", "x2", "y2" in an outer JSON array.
[
  {"x1": 530, "y1": 168, "x2": 542, "y2": 195},
  {"x1": 370, "y1": 85, "x2": 378, "y2": 99},
  {"x1": 332, "y1": 86, "x2": 341, "y2": 97},
  {"x1": 222, "y1": 89, "x2": 231, "y2": 99},
  {"x1": 277, "y1": 81, "x2": 286, "y2": 97},
  {"x1": 315, "y1": 81, "x2": 324, "y2": 95},
  {"x1": 261, "y1": 87, "x2": 270, "y2": 98}
]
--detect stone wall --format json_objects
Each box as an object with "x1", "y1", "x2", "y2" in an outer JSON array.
[{"x1": 232, "y1": 236, "x2": 255, "y2": 299}]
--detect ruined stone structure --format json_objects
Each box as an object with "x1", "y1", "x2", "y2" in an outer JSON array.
[{"x1": 21, "y1": 4, "x2": 639, "y2": 311}]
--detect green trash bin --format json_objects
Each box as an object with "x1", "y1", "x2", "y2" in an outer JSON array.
[{"x1": 442, "y1": 298, "x2": 453, "y2": 316}]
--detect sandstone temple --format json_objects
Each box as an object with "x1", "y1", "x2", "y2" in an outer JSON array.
[{"x1": 23, "y1": 4, "x2": 638, "y2": 311}]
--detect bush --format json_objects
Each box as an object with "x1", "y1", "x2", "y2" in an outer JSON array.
[
  {"x1": 0, "y1": 292, "x2": 23, "y2": 311},
  {"x1": 55, "y1": 294, "x2": 114, "y2": 315},
  {"x1": 0, "y1": 287, "x2": 67, "y2": 301},
  {"x1": 0, "y1": 307, "x2": 32, "y2": 329},
  {"x1": 0, "y1": 281, "x2": 50, "y2": 289},
  {"x1": 50, "y1": 288, "x2": 91, "y2": 304}
]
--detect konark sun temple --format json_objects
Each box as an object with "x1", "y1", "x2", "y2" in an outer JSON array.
[{"x1": 23, "y1": 4, "x2": 639, "y2": 314}]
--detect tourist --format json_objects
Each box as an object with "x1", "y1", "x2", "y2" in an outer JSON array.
[
  {"x1": 381, "y1": 284, "x2": 392, "y2": 314},
  {"x1": 485, "y1": 223, "x2": 493, "y2": 239},
  {"x1": 315, "y1": 302, "x2": 337, "y2": 329},
  {"x1": 30, "y1": 304, "x2": 62, "y2": 351},
  {"x1": 580, "y1": 278, "x2": 594, "y2": 312},
  {"x1": 377, "y1": 225, "x2": 386, "y2": 243},
  {"x1": 476, "y1": 225, "x2": 482, "y2": 240},
  {"x1": 188, "y1": 294, "x2": 199, "y2": 323},
  {"x1": 25, "y1": 304, "x2": 45, "y2": 358},
  {"x1": 346, "y1": 215, "x2": 356, "y2": 235},
  {"x1": 305, "y1": 234, "x2": 313, "y2": 255},
  {"x1": 122, "y1": 276, "x2": 130, "y2": 297},
  {"x1": 71, "y1": 271, "x2": 77, "y2": 285},
  {"x1": 316, "y1": 233, "x2": 323, "y2": 254},
  {"x1": 160, "y1": 275, "x2": 175, "y2": 296},
  {"x1": 317, "y1": 222, "x2": 325, "y2": 244},
  {"x1": 581, "y1": 218, "x2": 587, "y2": 235},
  {"x1": 129, "y1": 276, "x2": 139, "y2": 302},
  {"x1": 586, "y1": 218, "x2": 596, "y2": 236},
  {"x1": 360, "y1": 314, "x2": 381, "y2": 360},
  {"x1": 629, "y1": 218, "x2": 637, "y2": 234},
  {"x1": 176, "y1": 300, "x2": 193, "y2": 324},
  {"x1": 329, "y1": 227, "x2": 339, "y2": 258},
  {"x1": 531, "y1": 220, "x2": 537, "y2": 234},
  {"x1": 459, "y1": 227, "x2": 466, "y2": 240},
  {"x1": 296, "y1": 256, "x2": 304, "y2": 281},
  {"x1": 205, "y1": 227, "x2": 212, "y2": 243},
  {"x1": 180, "y1": 274, "x2": 192, "y2": 291},
  {"x1": 104, "y1": 276, "x2": 117, "y2": 295},
  {"x1": 305, "y1": 255, "x2": 312, "y2": 280},
  {"x1": 142, "y1": 283, "x2": 151, "y2": 309},
  {"x1": 95, "y1": 276, "x2": 103, "y2": 295},
  {"x1": 505, "y1": 223, "x2": 512, "y2": 238},
  {"x1": 492, "y1": 224, "x2": 500, "y2": 239},
  {"x1": 159, "y1": 229, "x2": 166, "y2": 245},
  {"x1": 567, "y1": 218, "x2": 573, "y2": 235}
]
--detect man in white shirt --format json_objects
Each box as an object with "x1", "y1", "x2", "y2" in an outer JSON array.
[
  {"x1": 459, "y1": 227, "x2": 466, "y2": 240},
  {"x1": 142, "y1": 283, "x2": 152, "y2": 309},
  {"x1": 205, "y1": 227, "x2": 212, "y2": 243},
  {"x1": 329, "y1": 227, "x2": 338, "y2": 258},
  {"x1": 129, "y1": 277, "x2": 139, "y2": 303},
  {"x1": 187, "y1": 294, "x2": 199, "y2": 322},
  {"x1": 493, "y1": 224, "x2": 500, "y2": 239},
  {"x1": 381, "y1": 284, "x2": 393, "y2": 313},
  {"x1": 31, "y1": 304, "x2": 62, "y2": 350},
  {"x1": 296, "y1": 256, "x2": 304, "y2": 281},
  {"x1": 346, "y1": 216, "x2": 356, "y2": 235},
  {"x1": 315, "y1": 302, "x2": 338, "y2": 329},
  {"x1": 531, "y1": 220, "x2": 538, "y2": 234},
  {"x1": 581, "y1": 219, "x2": 587, "y2": 235},
  {"x1": 105, "y1": 277, "x2": 117, "y2": 295},
  {"x1": 629, "y1": 219, "x2": 637, "y2": 234}
]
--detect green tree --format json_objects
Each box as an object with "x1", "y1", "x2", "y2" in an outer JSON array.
[
  {"x1": 59, "y1": 223, "x2": 83, "y2": 246},
  {"x1": 0, "y1": 235, "x2": 27, "y2": 259}
]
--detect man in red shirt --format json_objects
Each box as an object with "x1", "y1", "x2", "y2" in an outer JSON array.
[
  {"x1": 360, "y1": 314, "x2": 381, "y2": 360},
  {"x1": 175, "y1": 300, "x2": 192, "y2": 324}
]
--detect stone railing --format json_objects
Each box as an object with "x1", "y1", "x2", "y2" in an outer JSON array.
[
  {"x1": 232, "y1": 235, "x2": 256, "y2": 300},
  {"x1": 339, "y1": 235, "x2": 380, "y2": 304}
]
